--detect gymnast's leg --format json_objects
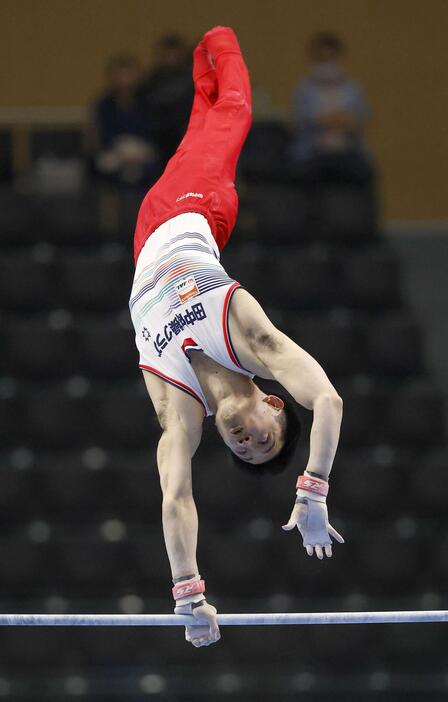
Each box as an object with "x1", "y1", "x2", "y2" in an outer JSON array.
[
  {"x1": 198, "y1": 26, "x2": 252, "y2": 183},
  {"x1": 163, "y1": 41, "x2": 218, "y2": 173}
]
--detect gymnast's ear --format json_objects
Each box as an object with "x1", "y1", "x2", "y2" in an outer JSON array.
[{"x1": 262, "y1": 395, "x2": 284, "y2": 411}]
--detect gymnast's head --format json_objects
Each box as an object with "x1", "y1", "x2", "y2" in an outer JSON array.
[{"x1": 215, "y1": 386, "x2": 301, "y2": 475}]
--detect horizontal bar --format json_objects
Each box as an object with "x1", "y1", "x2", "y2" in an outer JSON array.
[{"x1": 0, "y1": 611, "x2": 447, "y2": 627}]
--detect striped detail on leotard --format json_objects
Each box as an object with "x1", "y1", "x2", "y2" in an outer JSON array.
[{"x1": 222, "y1": 282, "x2": 249, "y2": 372}]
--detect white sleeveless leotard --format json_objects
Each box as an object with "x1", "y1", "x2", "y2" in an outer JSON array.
[{"x1": 129, "y1": 212, "x2": 253, "y2": 416}]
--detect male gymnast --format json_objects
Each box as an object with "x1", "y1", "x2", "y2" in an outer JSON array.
[{"x1": 129, "y1": 26, "x2": 344, "y2": 648}]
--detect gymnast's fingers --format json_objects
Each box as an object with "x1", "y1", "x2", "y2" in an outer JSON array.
[
  {"x1": 324, "y1": 543, "x2": 332, "y2": 558},
  {"x1": 328, "y1": 525, "x2": 345, "y2": 543},
  {"x1": 315, "y1": 544, "x2": 324, "y2": 560}
]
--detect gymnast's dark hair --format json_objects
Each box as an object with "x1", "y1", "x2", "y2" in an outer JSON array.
[{"x1": 228, "y1": 393, "x2": 301, "y2": 477}]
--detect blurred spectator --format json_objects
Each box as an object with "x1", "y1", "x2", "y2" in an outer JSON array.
[
  {"x1": 91, "y1": 52, "x2": 160, "y2": 186},
  {"x1": 291, "y1": 32, "x2": 374, "y2": 184},
  {"x1": 138, "y1": 33, "x2": 194, "y2": 161}
]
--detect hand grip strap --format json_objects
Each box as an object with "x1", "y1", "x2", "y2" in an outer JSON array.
[
  {"x1": 296, "y1": 474, "x2": 329, "y2": 497},
  {"x1": 172, "y1": 578, "x2": 206, "y2": 601}
]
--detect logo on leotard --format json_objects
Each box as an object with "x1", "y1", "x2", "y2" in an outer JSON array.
[
  {"x1": 175, "y1": 275, "x2": 200, "y2": 303},
  {"x1": 175, "y1": 192, "x2": 203, "y2": 203}
]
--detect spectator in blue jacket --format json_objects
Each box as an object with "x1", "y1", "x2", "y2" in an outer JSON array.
[
  {"x1": 91, "y1": 52, "x2": 160, "y2": 186},
  {"x1": 291, "y1": 32, "x2": 374, "y2": 184}
]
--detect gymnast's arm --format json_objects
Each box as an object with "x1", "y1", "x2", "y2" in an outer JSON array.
[
  {"x1": 229, "y1": 290, "x2": 343, "y2": 480},
  {"x1": 141, "y1": 369, "x2": 203, "y2": 579},
  {"x1": 261, "y1": 335, "x2": 342, "y2": 481}
]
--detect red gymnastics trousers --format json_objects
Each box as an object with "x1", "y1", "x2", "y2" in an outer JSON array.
[{"x1": 133, "y1": 26, "x2": 252, "y2": 266}]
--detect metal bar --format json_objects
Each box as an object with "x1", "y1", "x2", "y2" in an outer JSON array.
[{"x1": 0, "y1": 611, "x2": 447, "y2": 626}]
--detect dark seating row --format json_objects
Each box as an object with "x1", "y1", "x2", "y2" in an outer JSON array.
[
  {"x1": 0, "y1": 310, "x2": 423, "y2": 379},
  {"x1": 0, "y1": 242, "x2": 399, "y2": 313}
]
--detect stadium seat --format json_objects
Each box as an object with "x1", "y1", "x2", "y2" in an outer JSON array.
[
  {"x1": 76, "y1": 319, "x2": 138, "y2": 378},
  {"x1": 383, "y1": 622, "x2": 443, "y2": 667},
  {"x1": 0, "y1": 253, "x2": 56, "y2": 312},
  {"x1": 241, "y1": 121, "x2": 291, "y2": 183},
  {"x1": 0, "y1": 468, "x2": 38, "y2": 520},
  {"x1": 411, "y1": 447, "x2": 448, "y2": 515},
  {"x1": 59, "y1": 252, "x2": 132, "y2": 313},
  {"x1": 388, "y1": 381, "x2": 445, "y2": 446},
  {"x1": 0, "y1": 187, "x2": 40, "y2": 243},
  {"x1": 40, "y1": 465, "x2": 114, "y2": 517},
  {"x1": 286, "y1": 314, "x2": 365, "y2": 375},
  {"x1": 0, "y1": 627, "x2": 71, "y2": 666},
  {"x1": 336, "y1": 386, "x2": 388, "y2": 446},
  {"x1": 200, "y1": 532, "x2": 272, "y2": 595},
  {"x1": 4, "y1": 321, "x2": 76, "y2": 378},
  {"x1": 0, "y1": 130, "x2": 12, "y2": 182},
  {"x1": 313, "y1": 184, "x2": 377, "y2": 242},
  {"x1": 355, "y1": 531, "x2": 426, "y2": 595},
  {"x1": 0, "y1": 395, "x2": 26, "y2": 448},
  {"x1": 331, "y1": 447, "x2": 406, "y2": 518},
  {"x1": 342, "y1": 245, "x2": 401, "y2": 309},
  {"x1": 40, "y1": 192, "x2": 100, "y2": 244},
  {"x1": 130, "y1": 534, "x2": 172, "y2": 593},
  {"x1": 309, "y1": 624, "x2": 377, "y2": 672},
  {"x1": 26, "y1": 389, "x2": 95, "y2": 449},
  {"x1": 220, "y1": 242, "x2": 268, "y2": 301},
  {"x1": 113, "y1": 464, "x2": 163, "y2": 520},
  {"x1": 245, "y1": 184, "x2": 311, "y2": 244},
  {"x1": 56, "y1": 539, "x2": 134, "y2": 588},
  {"x1": 95, "y1": 388, "x2": 159, "y2": 449},
  {"x1": 268, "y1": 248, "x2": 340, "y2": 310},
  {"x1": 30, "y1": 129, "x2": 84, "y2": 161},
  {"x1": 365, "y1": 312, "x2": 423, "y2": 376},
  {"x1": 0, "y1": 540, "x2": 53, "y2": 589}
]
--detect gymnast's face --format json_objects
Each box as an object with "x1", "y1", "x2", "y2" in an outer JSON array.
[{"x1": 215, "y1": 393, "x2": 285, "y2": 465}]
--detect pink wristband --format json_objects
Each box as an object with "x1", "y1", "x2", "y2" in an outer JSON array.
[
  {"x1": 296, "y1": 474, "x2": 329, "y2": 497},
  {"x1": 172, "y1": 578, "x2": 206, "y2": 601}
]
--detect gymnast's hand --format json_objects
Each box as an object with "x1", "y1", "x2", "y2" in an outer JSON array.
[
  {"x1": 282, "y1": 497, "x2": 344, "y2": 559},
  {"x1": 180, "y1": 600, "x2": 221, "y2": 648}
]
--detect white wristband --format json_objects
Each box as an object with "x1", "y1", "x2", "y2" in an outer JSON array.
[{"x1": 296, "y1": 488, "x2": 326, "y2": 503}]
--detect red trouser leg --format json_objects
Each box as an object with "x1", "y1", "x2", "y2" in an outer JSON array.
[
  {"x1": 198, "y1": 27, "x2": 252, "y2": 183},
  {"x1": 170, "y1": 43, "x2": 217, "y2": 157},
  {"x1": 164, "y1": 28, "x2": 251, "y2": 185}
]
